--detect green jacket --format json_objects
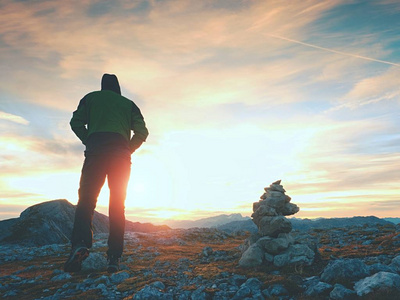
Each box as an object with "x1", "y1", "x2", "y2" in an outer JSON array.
[{"x1": 70, "y1": 75, "x2": 149, "y2": 154}]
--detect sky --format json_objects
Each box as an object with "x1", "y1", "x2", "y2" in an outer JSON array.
[{"x1": 0, "y1": 0, "x2": 399, "y2": 223}]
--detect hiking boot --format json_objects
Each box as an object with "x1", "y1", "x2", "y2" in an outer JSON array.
[
  {"x1": 64, "y1": 245, "x2": 89, "y2": 272},
  {"x1": 107, "y1": 255, "x2": 120, "y2": 273}
]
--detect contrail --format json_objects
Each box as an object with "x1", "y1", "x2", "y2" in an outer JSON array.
[{"x1": 267, "y1": 34, "x2": 400, "y2": 67}]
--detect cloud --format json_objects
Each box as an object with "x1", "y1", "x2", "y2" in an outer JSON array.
[
  {"x1": 284, "y1": 117, "x2": 400, "y2": 199},
  {"x1": 340, "y1": 67, "x2": 400, "y2": 108},
  {"x1": 0, "y1": 134, "x2": 82, "y2": 176},
  {"x1": 0, "y1": 0, "x2": 346, "y2": 112},
  {"x1": 0, "y1": 111, "x2": 29, "y2": 125}
]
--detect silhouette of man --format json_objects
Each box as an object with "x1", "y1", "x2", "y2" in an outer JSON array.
[{"x1": 64, "y1": 74, "x2": 149, "y2": 273}]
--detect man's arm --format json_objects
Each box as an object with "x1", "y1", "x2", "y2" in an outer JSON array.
[
  {"x1": 130, "y1": 104, "x2": 149, "y2": 153},
  {"x1": 70, "y1": 98, "x2": 89, "y2": 145}
]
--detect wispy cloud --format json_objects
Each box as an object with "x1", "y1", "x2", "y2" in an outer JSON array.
[
  {"x1": 0, "y1": 111, "x2": 29, "y2": 125},
  {"x1": 340, "y1": 68, "x2": 400, "y2": 108}
]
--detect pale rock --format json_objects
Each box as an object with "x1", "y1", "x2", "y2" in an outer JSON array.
[
  {"x1": 81, "y1": 252, "x2": 107, "y2": 272},
  {"x1": 133, "y1": 283, "x2": 173, "y2": 300},
  {"x1": 277, "y1": 233, "x2": 294, "y2": 244},
  {"x1": 273, "y1": 244, "x2": 315, "y2": 267},
  {"x1": 241, "y1": 277, "x2": 263, "y2": 293},
  {"x1": 330, "y1": 284, "x2": 356, "y2": 300},
  {"x1": 268, "y1": 183, "x2": 286, "y2": 193},
  {"x1": 389, "y1": 255, "x2": 400, "y2": 272},
  {"x1": 256, "y1": 236, "x2": 273, "y2": 246},
  {"x1": 253, "y1": 201, "x2": 262, "y2": 212},
  {"x1": 321, "y1": 258, "x2": 370, "y2": 284},
  {"x1": 263, "y1": 195, "x2": 287, "y2": 210},
  {"x1": 305, "y1": 281, "x2": 332, "y2": 296},
  {"x1": 259, "y1": 216, "x2": 292, "y2": 237},
  {"x1": 264, "y1": 252, "x2": 274, "y2": 263},
  {"x1": 251, "y1": 205, "x2": 277, "y2": 226},
  {"x1": 265, "y1": 190, "x2": 286, "y2": 201},
  {"x1": 281, "y1": 203, "x2": 299, "y2": 216},
  {"x1": 51, "y1": 272, "x2": 72, "y2": 281},
  {"x1": 257, "y1": 236, "x2": 291, "y2": 255},
  {"x1": 238, "y1": 244, "x2": 264, "y2": 268},
  {"x1": 233, "y1": 286, "x2": 251, "y2": 299},
  {"x1": 110, "y1": 271, "x2": 130, "y2": 284},
  {"x1": 354, "y1": 271, "x2": 400, "y2": 296},
  {"x1": 255, "y1": 205, "x2": 278, "y2": 217}
]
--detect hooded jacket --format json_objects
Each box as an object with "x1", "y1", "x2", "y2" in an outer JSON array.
[{"x1": 70, "y1": 74, "x2": 149, "y2": 157}]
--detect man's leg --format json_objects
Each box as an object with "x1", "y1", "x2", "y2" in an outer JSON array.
[
  {"x1": 71, "y1": 155, "x2": 107, "y2": 248},
  {"x1": 65, "y1": 155, "x2": 106, "y2": 272},
  {"x1": 106, "y1": 156, "x2": 131, "y2": 263}
]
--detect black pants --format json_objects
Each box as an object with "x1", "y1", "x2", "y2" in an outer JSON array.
[{"x1": 71, "y1": 154, "x2": 131, "y2": 258}]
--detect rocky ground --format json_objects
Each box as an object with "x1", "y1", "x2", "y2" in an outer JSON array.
[{"x1": 1, "y1": 223, "x2": 400, "y2": 300}]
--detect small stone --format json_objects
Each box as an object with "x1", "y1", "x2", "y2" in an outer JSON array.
[
  {"x1": 258, "y1": 216, "x2": 292, "y2": 237},
  {"x1": 264, "y1": 252, "x2": 274, "y2": 262},
  {"x1": 110, "y1": 271, "x2": 130, "y2": 284},
  {"x1": 233, "y1": 286, "x2": 251, "y2": 299},
  {"x1": 268, "y1": 284, "x2": 289, "y2": 296},
  {"x1": 151, "y1": 281, "x2": 165, "y2": 290},
  {"x1": 51, "y1": 273, "x2": 72, "y2": 281},
  {"x1": 305, "y1": 281, "x2": 332, "y2": 296},
  {"x1": 238, "y1": 244, "x2": 264, "y2": 268},
  {"x1": 81, "y1": 252, "x2": 107, "y2": 272},
  {"x1": 281, "y1": 203, "x2": 299, "y2": 216},
  {"x1": 330, "y1": 284, "x2": 356, "y2": 300},
  {"x1": 269, "y1": 182, "x2": 285, "y2": 193},
  {"x1": 258, "y1": 236, "x2": 291, "y2": 255},
  {"x1": 231, "y1": 274, "x2": 247, "y2": 286},
  {"x1": 241, "y1": 277, "x2": 262, "y2": 293},
  {"x1": 201, "y1": 246, "x2": 213, "y2": 257}
]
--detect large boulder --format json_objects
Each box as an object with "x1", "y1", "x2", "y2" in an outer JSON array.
[
  {"x1": 354, "y1": 271, "x2": 400, "y2": 297},
  {"x1": 321, "y1": 258, "x2": 370, "y2": 284},
  {"x1": 0, "y1": 199, "x2": 170, "y2": 246}
]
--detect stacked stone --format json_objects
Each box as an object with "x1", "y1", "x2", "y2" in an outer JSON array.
[
  {"x1": 239, "y1": 180, "x2": 315, "y2": 268},
  {"x1": 252, "y1": 180, "x2": 299, "y2": 237}
]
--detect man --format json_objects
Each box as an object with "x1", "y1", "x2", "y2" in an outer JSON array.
[{"x1": 64, "y1": 74, "x2": 149, "y2": 273}]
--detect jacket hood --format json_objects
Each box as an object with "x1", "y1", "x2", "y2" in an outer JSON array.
[{"x1": 101, "y1": 74, "x2": 121, "y2": 95}]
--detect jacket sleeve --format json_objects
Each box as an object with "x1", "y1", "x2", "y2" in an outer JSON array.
[
  {"x1": 70, "y1": 97, "x2": 89, "y2": 145},
  {"x1": 130, "y1": 103, "x2": 149, "y2": 153}
]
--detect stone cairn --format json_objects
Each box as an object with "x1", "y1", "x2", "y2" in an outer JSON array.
[{"x1": 239, "y1": 180, "x2": 316, "y2": 268}]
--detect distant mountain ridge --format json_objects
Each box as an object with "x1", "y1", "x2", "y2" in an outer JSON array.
[
  {"x1": 217, "y1": 216, "x2": 394, "y2": 233},
  {"x1": 289, "y1": 216, "x2": 393, "y2": 231},
  {"x1": 164, "y1": 213, "x2": 250, "y2": 229},
  {"x1": 0, "y1": 199, "x2": 170, "y2": 246},
  {"x1": 384, "y1": 218, "x2": 400, "y2": 224}
]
